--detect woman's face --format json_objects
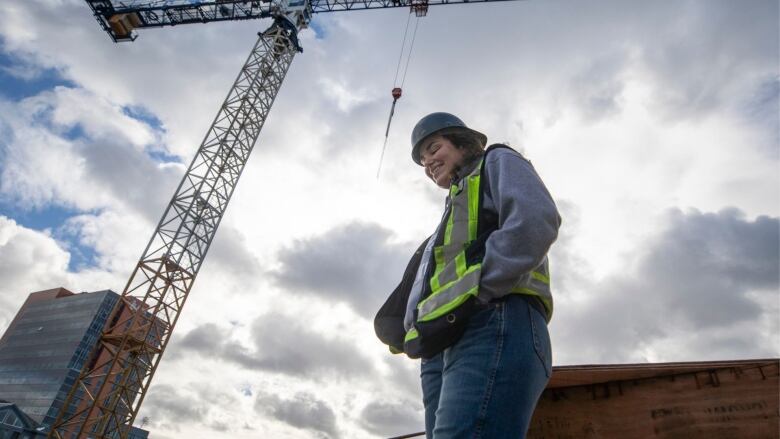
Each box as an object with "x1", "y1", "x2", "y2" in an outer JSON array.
[{"x1": 419, "y1": 135, "x2": 467, "y2": 189}]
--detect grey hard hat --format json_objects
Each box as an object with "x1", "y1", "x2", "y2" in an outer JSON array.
[{"x1": 411, "y1": 112, "x2": 487, "y2": 165}]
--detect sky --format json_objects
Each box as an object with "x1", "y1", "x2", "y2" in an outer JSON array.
[{"x1": 0, "y1": 0, "x2": 778, "y2": 437}]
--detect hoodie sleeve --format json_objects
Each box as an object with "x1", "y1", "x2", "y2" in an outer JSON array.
[{"x1": 478, "y1": 148, "x2": 561, "y2": 302}]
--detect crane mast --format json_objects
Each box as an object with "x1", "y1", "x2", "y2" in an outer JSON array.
[
  {"x1": 44, "y1": 0, "x2": 520, "y2": 436},
  {"x1": 48, "y1": 9, "x2": 305, "y2": 439}
]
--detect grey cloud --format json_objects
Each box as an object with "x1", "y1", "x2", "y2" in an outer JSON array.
[
  {"x1": 177, "y1": 322, "x2": 223, "y2": 352},
  {"x1": 210, "y1": 420, "x2": 230, "y2": 432},
  {"x1": 568, "y1": 52, "x2": 626, "y2": 121},
  {"x1": 556, "y1": 208, "x2": 779, "y2": 363},
  {"x1": 143, "y1": 384, "x2": 209, "y2": 429},
  {"x1": 0, "y1": 0, "x2": 263, "y2": 159},
  {"x1": 360, "y1": 400, "x2": 423, "y2": 437},
  {"x1": 245, "y1": 312, "x2": 375, "y2": 378},
  {"x1": 635, "y1": 0, "x2": 778, "y2": 120},
  {"x1": 255, "y1": 391, "x2": 340, "y2": 439},
  {"x1": 740, "y1": 76, "x2": 779, "y2": 158},
  {"x1": 207, "y1": 225, "x2": 263, "y2": 280},
  {"x1": 79, "y1": 137, "x2": 178, "y2": 224},
  {"x1": 141, "y1": 382, "x2": 239, "y2": 433},
  {"x1": 546, "y1": 198, "x2": 588, "y2": 297},
  {"x1": 3, "y1": 0, "x2": 776, "y2": 172},
  {"x1": 272, "y1": 222, "x2": 418, "y2": 315},
  {"x1": 172, "y1": 313, "x2": 376, "y2": 379},
  {"x1": 642, "y1": 208, "x2": 777, "y2": 325},
  {"x1": 0, "y1": 87, "x2": 176, "y2": 223},
  {"x1": 1, "y1": 86, "x2": 261, "y2": 282},
  {"x1": 383, "y1": 356, "x2": 422, "y2": 404}
]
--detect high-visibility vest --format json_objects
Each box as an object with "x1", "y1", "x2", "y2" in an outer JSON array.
[{"x1": 403, "y1": 145, "x2": 553, "y2": 359}]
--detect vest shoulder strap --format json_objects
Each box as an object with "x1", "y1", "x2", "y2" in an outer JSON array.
[{"x1": 476, "y1": 144, "x2": 516, "y2": 237}]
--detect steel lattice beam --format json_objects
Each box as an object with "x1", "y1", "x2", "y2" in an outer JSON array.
[
  {"x1": 47, "y1": 19, "x2": 298, "y2": 439},
  {"x1": 85, "y1": 0, "x2": 518, "y2": 41}
]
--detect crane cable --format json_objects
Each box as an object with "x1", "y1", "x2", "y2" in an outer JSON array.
[{"x1": 377, "y1": 12, "x2": 422, "y2": 178}]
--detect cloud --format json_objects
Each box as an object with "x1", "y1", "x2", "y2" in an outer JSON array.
[
  {"x1": 255, "y1": 391, "x2": 340, "y2": 439},
  {"x1": 382, "y1": 356, "x2": 422, "y2": 404},
  {"x1": 176, "y1": 322, "x2": 223, "y2": 352},
  {"x1": 0, "y1": 87, "x2": 178, "y2": 220},
  {"x1": 172, "y1": 313, "x2": 376, "y2": 380},
  {"x1": 142, "y1": 382, "x2": 241, "y2": 434},
  {"x1": 567, "y1": 51, "x2": 627, "y2": 121},
  {"x1": 271, "y1": 221, "x2": 418, "y2": 315},
  {"x1": 642, "y1": 208, "x2": 777, "y2": 323},
  {"x1": 359, "y1": 399, "x2": 423, "y2": 437},
  {"x1": 633, "y1": 0, "x2": 778, "y2": 120},
  {"x1": 0, "y1": 216, "x2": 69, "y2": 325},
  {"x1": 545, "y1": 199, "x2": 589, "y2": 298},
  {"x1": 555, "y1": 208, "x2": 779, "y2": 364},
  {"x1": 1, "y1": 0, "x2": 777, "y2": 437},
  {"x1": 206, "y1": 225, "x2": 262, "y2": 281},
  {"x1": 0, "y1": 83, "x2": 260, "y2": 281},
  {"x1": 143, "y1": 384, "x2": 210, "y2": 431},
  {"x1": 740, "y1": 76, "x2": 779, "y2": 156}
]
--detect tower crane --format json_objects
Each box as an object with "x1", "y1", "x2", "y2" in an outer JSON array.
[{"x1": 47, "y1": 0, "x2": 521, "y2": 437}]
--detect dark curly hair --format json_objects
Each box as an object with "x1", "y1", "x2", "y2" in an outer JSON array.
[{"x1": 441, "y1": 129, "x2": 485, "y2": 164}]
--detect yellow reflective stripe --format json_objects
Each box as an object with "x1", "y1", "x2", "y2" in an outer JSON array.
[
  {"x1": 419, "y1": 285, "x2": 479, "y2": 322},
  {"x1": 443, "y1": 195, "x2": 456, "y2": 246},
  {"x1": 435, "y1": 256, "x2": 455, "y2": 287},
  {"x1": 389, "y1": 346, "x2": 403, "y2": 354},
  {"x1": 468, "y1": 175, "x2": 480, "y2": 240},
  {"x1": 512, "y1": 287, "x2": 553, "y2": 321},
  {"x1": 404, "y1": 327, "x2": 419, "y2": 343},
  {"x1": 418, "y1": 264, "x2": 481, "y2": 317},
  {"x1": 430, "y1": 246, "x2": 444, "y2": 291},
  {"x1": 449, "y1": 183, "x2": 470, "y2": 249},
  {"x1": 531, "y1": 271, "x2": 550, "y2": 285},
  {"x1": 455, "y1": 252, "x2": 467, "y2": 278}
]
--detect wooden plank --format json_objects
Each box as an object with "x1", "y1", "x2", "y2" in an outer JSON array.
[{"x1": 528, "y1": 360, "x2": 779, "y2": 439}]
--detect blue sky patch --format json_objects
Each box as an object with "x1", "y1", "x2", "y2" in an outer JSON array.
[
  {"x1": 0, "y1": 47, "x2": 75, "y2": 101},
  {"x1": 0, "y1": 199, "x2": 101, "y2": 271},
  {"x1": 123, "y1": 105, "x2": 165, "y2": 132},
  {"x1": 62, "y1": 123, "x2": 87, "y2": 141},
  {"x1": 61, "y1": 235, "x2": 100, "y2": 272},
  {"x1": 122, "y1": 105, "x2": 181, "y2": 163},
  {"x1": 0, "y1": 200, "x2": 81, "y2": 232},
  {"x1": 146, "y1": 148, "x2": 182, "y2": 163},
  {"x1": 309, "y1": 21, "x2": 326, "y2": 40}
]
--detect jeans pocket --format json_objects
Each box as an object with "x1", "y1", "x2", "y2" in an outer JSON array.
[
  {"x1": 527, "y1": 302, "x2": 552, "y2": 378},
  {"x1": 468, "y1": 301, "x2": 500, "y2": 329}
]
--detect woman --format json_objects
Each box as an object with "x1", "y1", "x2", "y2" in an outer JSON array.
[{"x1": 375, "y1": 112, "x2": 561, "y2": 438}]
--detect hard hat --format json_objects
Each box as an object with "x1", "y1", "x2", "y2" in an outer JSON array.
[{"x1": 411, "y1": 112, "x2": 487, "y2": 165}]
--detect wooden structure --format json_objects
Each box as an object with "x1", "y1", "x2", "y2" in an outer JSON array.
[{"x1": 528, "y1": 359, "x2": 779, "y2": 439}]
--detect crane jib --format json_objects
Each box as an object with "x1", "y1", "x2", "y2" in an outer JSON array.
[{"x1": 85, "y1": 0, "x2": 523, "y2": 41}]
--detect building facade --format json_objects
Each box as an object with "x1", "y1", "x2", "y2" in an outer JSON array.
[{"x1": 0, "y1": 288, "x2": 149, "y2": 438}]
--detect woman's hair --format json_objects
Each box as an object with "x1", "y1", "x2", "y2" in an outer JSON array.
[{"x1": 442, "y1": 129, "x2": 485, "y2": 163}]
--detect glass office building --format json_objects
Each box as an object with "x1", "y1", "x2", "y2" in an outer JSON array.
[{"x1": 0, "y1": 288, "x2": 119, "y2": 432}]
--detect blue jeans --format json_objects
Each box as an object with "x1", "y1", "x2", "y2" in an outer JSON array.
[{"x1": 420, "y1": 294, "x2": 552, "y2": 439}]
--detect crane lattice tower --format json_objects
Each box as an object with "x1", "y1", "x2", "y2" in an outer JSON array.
[{"x1": 48, "y1": 0, "x2": 518, "y2": 437}]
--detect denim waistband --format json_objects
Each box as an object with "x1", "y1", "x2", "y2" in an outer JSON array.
[{"x1": 477, "y1": 293, "x2": 546, "y2": 319}]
